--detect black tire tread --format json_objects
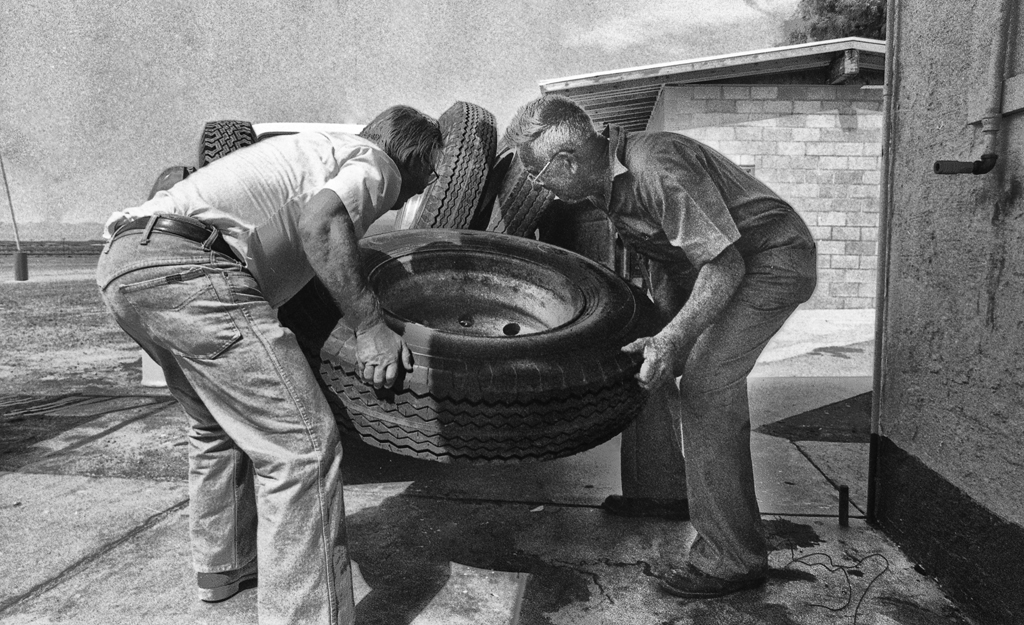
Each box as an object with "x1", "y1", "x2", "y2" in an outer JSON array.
[
  {"x1": 485, "y1": 150, "x2": 556, "y2": 237},
  {"x1": 320, "y1": 354, "x2": 644, "y2": 463},
  {"x1": 200, "y1": 120, "x2": 256, "y2": 167},
  {"x1": 415, "y1": 102, "x2": 496, "y2": 229}
]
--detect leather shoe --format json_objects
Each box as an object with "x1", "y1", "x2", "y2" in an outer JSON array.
[
  {"x1": 658, "y1": 563, "x2": 766, "y2": 599},
  {"x1": 197, "y1": 558, "x2": 258, "y2": 602},
  {"x1": 600, "y1": 495, "x2": 689, "y2": 521}
]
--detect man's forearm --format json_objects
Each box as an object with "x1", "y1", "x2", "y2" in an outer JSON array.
[
  {"x1": 300, "y1": 190, "x2": 384, "y2": 334},
  {"x1": 660, "y1": 245, "x2": 745, "y2": 346}
]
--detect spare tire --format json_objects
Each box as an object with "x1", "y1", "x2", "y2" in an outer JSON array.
[
  {"x1": 292, "y1": 229, "x2": 657, "y2": 463},
  {"x1": 483, "y1": 149, "x2": 557, "y2": 238},
  {"x1": 413, "y1": 102, "x2": 496, "y2": 229},
  {"x1": 199, "y1": 120, "x2": 256, "y2": 166}
]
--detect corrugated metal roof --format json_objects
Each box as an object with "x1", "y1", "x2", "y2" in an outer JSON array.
[{"x1": 539, "y1": 37, "x2": 886, "y2": 131}]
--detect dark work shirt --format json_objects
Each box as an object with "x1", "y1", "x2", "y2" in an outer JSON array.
[{"x1": 599, "y1": 126, "x2": 815, "y2": 271}]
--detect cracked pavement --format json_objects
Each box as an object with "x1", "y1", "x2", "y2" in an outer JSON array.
[{"x1": 0, "y1": 307, "x2": 978, "y2": 623}]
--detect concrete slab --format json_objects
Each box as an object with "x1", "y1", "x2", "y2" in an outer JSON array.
[
  {"x1": 753, "y1": 340, "x2": 874, "y2": 379},
  {"x1": 22, "y1": 401, "x2": 188, "y2": 481},
  {"x1": 0, "y1": 481, "x2": 973, "y2": 625},
  {"x1": 0, "y1": 504, "x2": 255, "y2": 625},
  {"x1": 749, "y1": 376, "x2": 873, "y2": 429},
  {"x1": 0, "y1": 395, "x2": 170, "y2": 467},
  {"x1": 342, "y1": 433, "x2": 845, "y2": 518},
  {"x1": 759, "y1": 309, "x2": 875, "y2": 365},
  {"x1": 408, "y1": 564, "x2": 528, "y2": 625},
  {"x1": 514, "y1": 514, "x2": 972, "y2": 625},
  {"x1": 0, "y1": 472, "x2": 187, "y2": 610},
  {"x1": 752, "y1": 434, "x2": 840, "y2": 517},
  {"x1": 796, "y1": 442, "x2": 871, "y2": 514},
  {"x1": 2, "y1": 302, "x2": 950, "y2": 624}
]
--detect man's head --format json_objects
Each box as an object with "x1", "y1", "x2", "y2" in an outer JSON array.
[
  {"x1": 359, "y1": 105, "x2": 443, "y2": 206},
  {"x1": 503, "y1": 95, "x2": 608, "y2": 202}
]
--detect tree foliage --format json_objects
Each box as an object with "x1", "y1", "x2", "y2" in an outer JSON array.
[{"x1": 783, "y1": 0, "x2": 886, "y2": 44}]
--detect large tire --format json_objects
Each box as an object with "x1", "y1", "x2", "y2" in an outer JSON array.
[
  {"x1": 483, "y1": 149, "x2": 557, "y2": 238},
  {"x1": 466, "y1": 149, "x2": 514, "y2": 230},
  {"x1": 199, "y1": 120, "x2": 256, "y2": 166},
  {"x1": 290, "y1": 229, "x2": 657, "y2": 463},
  {"x1": 413, "y1": 102, "x2": 496, "y2": 229}
]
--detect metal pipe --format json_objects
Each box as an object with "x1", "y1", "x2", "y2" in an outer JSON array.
[
  {"x1": 0, "y1": 152, "x2": 21, "y2": 252},
  {"x1": 867, "y1": 0, "x2": 901, "y2": 526},
  {"x1": 933, "y1": 0, "x2": 1014, "y2": 175}
]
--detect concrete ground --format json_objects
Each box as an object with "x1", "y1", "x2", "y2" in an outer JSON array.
[{"x1": 0, "y1": 306, "x2": 978, "y2": 624}]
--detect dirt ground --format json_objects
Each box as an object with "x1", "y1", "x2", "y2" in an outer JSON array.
[{"x1": 1, "y1": 255, "x2": 153, "y2": 396}]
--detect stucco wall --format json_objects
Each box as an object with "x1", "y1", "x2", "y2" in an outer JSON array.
[
  {"x1": 649, "y1": 84, "x2": 883, "y2": 309},
  {"x1": 882, "y1": 0, "x2": 1024, "y2": 527}
]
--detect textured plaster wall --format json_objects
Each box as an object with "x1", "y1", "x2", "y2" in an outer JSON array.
[
  {"x1": 882, "y1": 0, "x2": 1024, "y2": 525},
  {"x1": 650, "y1": 84, "x2": 883, "y2": 309}
]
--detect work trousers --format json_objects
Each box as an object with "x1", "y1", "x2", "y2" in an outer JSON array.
[
  {"x1": 96, "y1": 226, "x2": 355, "y2": 625},
  {"x1": 621, "y1": 246, "x2": 816, "y2": 580}
]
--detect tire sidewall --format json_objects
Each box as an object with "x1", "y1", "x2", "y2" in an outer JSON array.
[{"x1": 321, "y1": 229, "x2": 655, "y2": 397}]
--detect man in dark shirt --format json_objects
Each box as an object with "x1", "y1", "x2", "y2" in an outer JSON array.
[{"x1": 504, "y1": 95, "x2": 816, "y2": 598}]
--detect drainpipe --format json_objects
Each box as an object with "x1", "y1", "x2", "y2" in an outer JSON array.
[
  {"x1": 867, "y1": 0, "x2": 901, "y2": 526},
  {"x1": 933, "y1": 0, "x2": 1014, "y2": 175}
]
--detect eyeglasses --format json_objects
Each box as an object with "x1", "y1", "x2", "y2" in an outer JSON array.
[{"x1": 526, "y1": 150, "x2": 568, "y2": 185}]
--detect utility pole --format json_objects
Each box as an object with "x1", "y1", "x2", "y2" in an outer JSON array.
[{"x1": 1, "y1": 152, "x2": 28, "y2": 280}]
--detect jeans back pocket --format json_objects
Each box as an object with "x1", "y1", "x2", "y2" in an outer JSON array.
[{"x1": 119, "y1": 267, "x2": 242, "y2": 360}]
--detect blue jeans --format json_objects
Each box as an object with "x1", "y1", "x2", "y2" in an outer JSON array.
[
  {"x1": 97, "y1": 225, "x2": 354, "y2": 625},
  {"x1": 621, "y1": 246, "x2": 817, "y2": 580}
]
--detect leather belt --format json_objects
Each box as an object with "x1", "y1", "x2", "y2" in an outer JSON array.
[{"x1": 113, "y1": 215, "x2": 241, "y2": 262}]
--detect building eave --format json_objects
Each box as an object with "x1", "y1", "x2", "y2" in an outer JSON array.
[{"x1": 538, "y1": 37, "x2": 886, "y2": 131}]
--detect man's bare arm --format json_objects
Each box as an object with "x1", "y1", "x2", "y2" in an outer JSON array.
[
  {"x1": 297, "y1": 189, "x2": 412, "y2": 388},
  {"x1": 622, "y1": 245, "x2": 745, "y2": 390}
]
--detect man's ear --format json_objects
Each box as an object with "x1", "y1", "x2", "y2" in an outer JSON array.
[
  {"x1": 564, "y1": 152, "x2": 580, "y2": 174},
  {"x1": 519, "y1": 145, "x2": 540, "y2": 170}
]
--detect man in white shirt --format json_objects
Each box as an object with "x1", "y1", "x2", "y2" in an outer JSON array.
[{"x1": 96, "y1": 105, "x2": 441, "y2": 624}]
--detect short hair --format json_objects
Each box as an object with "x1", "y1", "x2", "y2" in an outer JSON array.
[
  {"x1": 503, "y1": 95, "x2": 598, "y2": 158},
  {"x1": 359, "y1": 105, "x2": 442, "y2": 172}
]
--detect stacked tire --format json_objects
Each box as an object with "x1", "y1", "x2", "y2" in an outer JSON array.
[{"x1": 411, "y1": 102, "x2": 496, "y2": 229}]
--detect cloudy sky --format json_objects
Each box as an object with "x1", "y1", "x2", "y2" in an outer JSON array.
[
  {"x1": 336, "y1": 0, "x2": 800, "y2": 124},
  {"x1": 0, "y1": 0, "x2": 799, "y2": 228}
]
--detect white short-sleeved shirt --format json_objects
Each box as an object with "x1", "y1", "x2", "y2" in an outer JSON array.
[{"x1": 104, "y1": 131, "x2": 402, "y2": 307}]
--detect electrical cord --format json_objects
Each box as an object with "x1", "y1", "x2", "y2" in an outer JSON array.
[{"x1": 783, "y1": 550, "x2": 891, "y2": 625}]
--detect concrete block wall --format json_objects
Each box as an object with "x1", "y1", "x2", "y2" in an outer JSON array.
[{"x1": 647, "y1": 84, "x2": 884, "y2": 309}]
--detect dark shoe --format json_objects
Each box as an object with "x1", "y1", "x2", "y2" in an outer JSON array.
[
  {"x1": 600, "y1": 495, "x2": 690, "y2": 521},
  {"x1": 658, "y1": 563, "x2": 766, "y2": 599},
  {"x1": 197, "y1": 559, "x2": 258, "y2": 603}
]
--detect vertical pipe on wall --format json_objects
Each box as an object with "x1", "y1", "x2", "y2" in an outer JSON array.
[
  {"x1": 933, "y1": 0, "x2": 1015, "y2": 175},
  {"x1": 980, "y1": 0, "x2": 1015, "y2": 156},
  {"x1": 867, "y1": 0, "x2": 902, "y2": 526}
]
